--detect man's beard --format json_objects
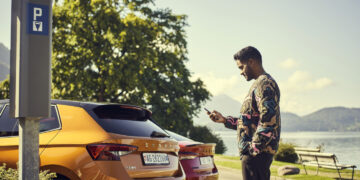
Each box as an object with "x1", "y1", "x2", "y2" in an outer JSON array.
[{"x1": 245, "y1": 68, "x2": 255, "y2": 81}]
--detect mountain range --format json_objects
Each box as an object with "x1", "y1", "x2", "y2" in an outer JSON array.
[
  {"x1": 195, "y1": 94, "x2": 360, "y2": 132},
  {"x1": 282, "y1": 107, "x2": 360, "y2": 131},
  {"x1": 0, "y1": 43, "x2": 10, "y2": 81}
]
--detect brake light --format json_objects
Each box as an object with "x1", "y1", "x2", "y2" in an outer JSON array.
[
  {"x1": 86, "y1": 144, "x2": 138, "y2": 160},
  {"x1": 179, "y1": 151, "x2": 198, "y2": 160}
]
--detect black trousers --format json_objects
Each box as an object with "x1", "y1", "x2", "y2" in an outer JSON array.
[{"x1": 241, "y1": 153, "x2": 273, "y2": 180}]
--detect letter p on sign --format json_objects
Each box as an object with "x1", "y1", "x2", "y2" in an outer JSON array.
[{"x1": 33, "y1": 8, "x2": 42, "y2": 20}]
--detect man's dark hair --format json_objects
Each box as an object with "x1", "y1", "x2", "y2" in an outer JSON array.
[{"x1": 233, "y1": 46, "x2": 262, "y2": 63}]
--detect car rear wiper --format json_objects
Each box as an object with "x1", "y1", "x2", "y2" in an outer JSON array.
[{"x1": 150, "y1": 131, "x2": 170, "y2": 138}]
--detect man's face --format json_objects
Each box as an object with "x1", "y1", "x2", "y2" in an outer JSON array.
[{"x1": 236, "y1": 59, "x2": 255, "y2": 81}]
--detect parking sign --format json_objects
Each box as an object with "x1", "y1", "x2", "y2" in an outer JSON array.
[{"x1": 27, "y1": 3, "x2": 49, "y2": 35}]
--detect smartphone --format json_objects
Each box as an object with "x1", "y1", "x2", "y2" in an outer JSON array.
[{"x1": 204, "y1": 108, "x2": 211, "y2": 114}]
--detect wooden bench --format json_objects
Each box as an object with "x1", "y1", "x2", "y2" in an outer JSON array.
[{"x1": 297, "y1": 151, "x2": 357, "y2": 180}]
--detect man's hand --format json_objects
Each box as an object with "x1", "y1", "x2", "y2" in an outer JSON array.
[{"x1": 208, "y1": 110, "x2": 226, "y2": 123}]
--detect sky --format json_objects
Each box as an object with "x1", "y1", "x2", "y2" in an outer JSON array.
[
  {"x1": 154, "y1": 0, "x2": 360, "y2": 115},
  {"x1": 1, "y1": 0, "x2": 360, "y2": 116}
]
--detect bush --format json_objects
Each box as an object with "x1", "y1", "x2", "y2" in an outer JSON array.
[
  {"x1": 188, "y1": 125, "x2": 227, "y2": 154},
  {"x1": 0, "y1": 79, "x2": 10, "y2": 99},
  {"x1": 0, "y1": 163, "x2": 56, "y2": 180},
  {"x1": 274, "y1": 142, "x2": 298, "y2": 163}
]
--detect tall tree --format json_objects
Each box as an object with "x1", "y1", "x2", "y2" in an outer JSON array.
[
  {"x1": 189, "y1": 125, "x2": 227, "y2": 154},
  {"x1": 52, "y1": 0, "x2": 210, "y2": 134}
]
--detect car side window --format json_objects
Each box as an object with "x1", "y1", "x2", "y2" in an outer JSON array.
[
  {"x1": 0, "y1": 105, "x2": 61, "y2": 137},
  {"x1": 39, "y1": 106, "x2": 61, "y2": 132},
  {"x1": 0, "y1": 105, "x2": 18, "y2": 137}
]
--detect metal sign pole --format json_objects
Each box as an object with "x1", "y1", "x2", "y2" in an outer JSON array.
[
  {"x1": 18, "y1": 117, "x2": 40, "y2": 179},
  {"x1": 10, "y1": 0, "x2": 52, "y2": 179}
]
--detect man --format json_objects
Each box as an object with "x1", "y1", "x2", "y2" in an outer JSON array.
[{"x1": 208, "y1": 46, "x2": 280, "y2": 180}]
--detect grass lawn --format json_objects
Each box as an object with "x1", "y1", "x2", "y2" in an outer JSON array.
[{"x1": 215, "y1": 154, "x2": 359, "y2": 180}]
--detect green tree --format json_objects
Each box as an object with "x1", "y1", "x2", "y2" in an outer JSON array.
[
  {"x1": 52, "y1": 0, "x2": 210, "y2": 134},
  {"x1": 0, "y1": 78, "x2": 9, "y2": 99},
  {"x1": 189, "y1": 125, "x2": 227, "y2": 154}
]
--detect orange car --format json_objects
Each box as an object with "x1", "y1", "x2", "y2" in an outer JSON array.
[
  {"x1": 0, "y1": 99, "x2": 185, "y2": 180},
  {"x1": 165, "y1": 130, "x2": 219, "y2": 180}
]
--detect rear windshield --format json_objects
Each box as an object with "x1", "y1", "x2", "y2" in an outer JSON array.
[
  {"x1": 166, "y1": 130, "x2": 195, "y2": 142},
  {"x1": 92, "y1": 105, "x2": 168, "y2": 137}
]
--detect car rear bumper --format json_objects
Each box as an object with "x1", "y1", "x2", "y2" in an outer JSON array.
[
  {"x1": 87, "y1": 160, "x2": 185, "y2": 180},
  {"x1": 185, "y1": 172, "x2": 219, "y2": 180},
  {"x1": 180, "y1": 159, "x2": 219, "y2": 180},
  {"x1": 132, "y1": 163, "x2": 186, "y2": 180}
]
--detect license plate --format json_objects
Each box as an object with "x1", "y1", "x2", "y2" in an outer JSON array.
[
  {"x1": 142, "y1": 153, "x2": 170, "y2": 165},
  {"x1": 200, "y1": 156, "x2": 212, "y2": 165}
]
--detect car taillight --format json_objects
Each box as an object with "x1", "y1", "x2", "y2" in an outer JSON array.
[
  {"x1": 86, "y1": 144, "x2": 138, "y2": 160},
  {"x1": 179, "y1": 151, "x2": 198, "y2": 160}
]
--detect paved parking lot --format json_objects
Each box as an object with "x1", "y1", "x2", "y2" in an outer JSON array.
[
  {"x1": 217, "y1": 166, "x2": 286, "y2": 180},
  {"x1": 217, "y1": 166, "x2": 243, "y2": 179}
]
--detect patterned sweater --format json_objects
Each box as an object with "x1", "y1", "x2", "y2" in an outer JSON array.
[{"x1": 224, "y1": 73, "x2": 281, "y2": 156}]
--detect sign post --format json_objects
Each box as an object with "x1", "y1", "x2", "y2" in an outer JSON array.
[{"x1": 10, "y1": 0, "x2": 52, "y2": 179}]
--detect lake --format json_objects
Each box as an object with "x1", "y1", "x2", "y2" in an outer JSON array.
[{"x1": 215, "y1": 131, "x2": 360, "y2": 169}]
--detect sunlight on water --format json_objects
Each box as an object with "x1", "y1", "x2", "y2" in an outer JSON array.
[{"x1": 215, "y1": 131, "x2": 360, "y2": 169}]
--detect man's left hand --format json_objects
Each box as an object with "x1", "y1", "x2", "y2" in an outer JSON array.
[{"x1": 247, "y1": 142, "x2": 261, "y2": 156}]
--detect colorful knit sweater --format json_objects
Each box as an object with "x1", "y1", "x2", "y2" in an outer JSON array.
[{"x1": 224, "y1": 73, "x2": 281, "y2": 156}]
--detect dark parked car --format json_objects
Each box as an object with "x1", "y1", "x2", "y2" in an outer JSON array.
[{"x1": 166, "y1": 130, "x2": 219, "y2": 180}]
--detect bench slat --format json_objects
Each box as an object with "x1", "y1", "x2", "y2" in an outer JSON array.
[
  {"x1": 317, "y1": 156, "x2": 336, "y2": 163},
  {"x1": 303, "y1": 162, "x2": 352, "y2": 170},
  {"x1": 297, "y1": 152, "x2": 335, "y2": 157},
  {"x1": 294, "y1": 147, "x2": 321, "y2": 152}
]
